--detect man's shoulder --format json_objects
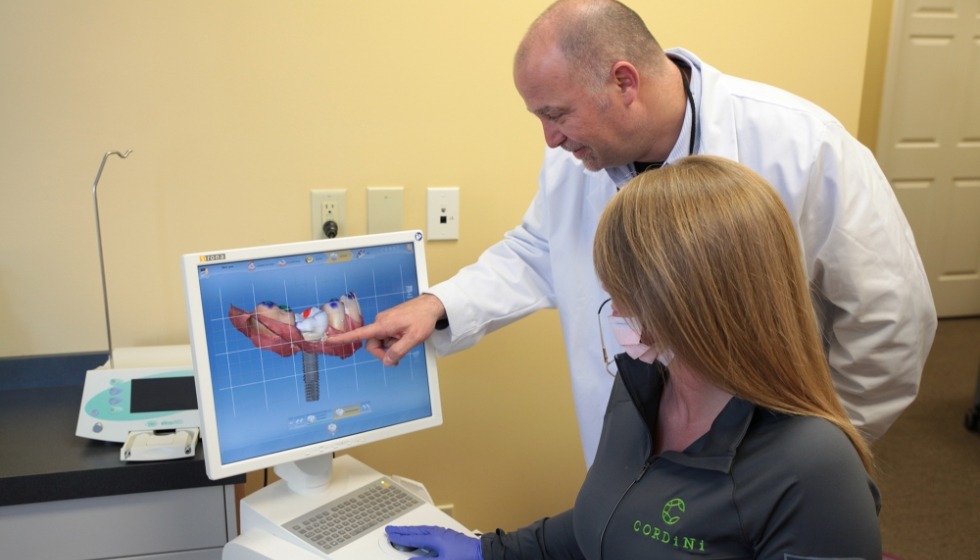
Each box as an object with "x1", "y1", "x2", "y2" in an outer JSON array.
[
  {"x1": 671, "y1": 48, "x2": 834, "y2": 122},
  {"x1": 724, "y1": 78, "x2": 833, "y2": 125}
]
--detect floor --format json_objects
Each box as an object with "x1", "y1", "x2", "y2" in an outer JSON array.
[{"x1": 874, "y1": 317, "x2": 980, "y2": 559}]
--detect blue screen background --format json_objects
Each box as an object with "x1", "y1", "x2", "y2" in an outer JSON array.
[{"x1": 194, "y1": 242, "x2": 432, "y2": 465}]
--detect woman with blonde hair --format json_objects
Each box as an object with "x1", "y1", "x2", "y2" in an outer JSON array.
[
  {"x1": 387, "y1": 155, "x2": 882, "y2": 559},
  {"x1": 594, "y1": 155, "x2": 875, "y2": 470}
]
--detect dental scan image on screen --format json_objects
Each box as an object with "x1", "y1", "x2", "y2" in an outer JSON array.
[{"x1": 183, "y1": 230, "x2": 441, "y2": 485}]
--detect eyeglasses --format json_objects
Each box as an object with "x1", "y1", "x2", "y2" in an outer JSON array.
[{"x1": 597, "y1": 298, "x2": 617, "y2": 377}]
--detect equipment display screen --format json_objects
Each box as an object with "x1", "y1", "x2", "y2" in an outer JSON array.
[
  {"x1": 183, "y1": 231, "x2": 442, "y2": 478},
  {"x1": 130, "y1": 376, "x2": 198, "y2": 413}
]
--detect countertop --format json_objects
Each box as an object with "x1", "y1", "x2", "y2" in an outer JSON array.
[{"x1": 0, "y1": 352, "x2": 243, "y2": 507}]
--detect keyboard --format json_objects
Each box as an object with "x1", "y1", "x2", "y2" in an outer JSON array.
[{"x1": 283, "y1": 477, "x2": 425, "y2": 555}]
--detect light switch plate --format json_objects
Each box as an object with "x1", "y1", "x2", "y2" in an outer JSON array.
[{"x1": 367, "y1": 186, "x2": 404, "y2": 234}]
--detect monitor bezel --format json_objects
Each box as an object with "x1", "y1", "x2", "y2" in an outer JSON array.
[{"x1": 181, "y1": 229, "x2": 442, "y2": 481}]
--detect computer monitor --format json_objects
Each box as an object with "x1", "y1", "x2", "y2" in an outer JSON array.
[{"x1": 181, "y1": 230, "x2": 442, "y2": 494}]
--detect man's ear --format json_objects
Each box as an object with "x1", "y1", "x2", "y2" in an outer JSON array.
[{"x1": 611, "y1": 61, "x2": 639, "y2": 105}]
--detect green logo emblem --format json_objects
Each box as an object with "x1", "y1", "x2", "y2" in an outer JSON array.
[{"x1": 661, "y1": 498, "x2": 685, "y2": 525}]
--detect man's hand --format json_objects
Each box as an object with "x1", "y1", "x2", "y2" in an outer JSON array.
[{"x1": 323, "y1": 294, "x2": 446, "y2": 366}]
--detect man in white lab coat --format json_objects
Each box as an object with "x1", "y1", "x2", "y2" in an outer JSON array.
[{"x1": 332, "y1": 0, "x2": 937, "y2": 466}]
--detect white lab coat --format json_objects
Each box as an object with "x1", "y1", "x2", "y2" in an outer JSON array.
[{"x1": 428, "y1": 49, "x2": 936, "y2": 466}]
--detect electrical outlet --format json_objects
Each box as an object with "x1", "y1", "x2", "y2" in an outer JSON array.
[
  {"x1": 311, "y1": 189, "x2": 347, "y2": 239},
  {"x1": 427, "y1": 186, "x2": 460, "y2": 240},
  {"x1": 437, "y1": 504, "x2": 455, "y2": 518}
]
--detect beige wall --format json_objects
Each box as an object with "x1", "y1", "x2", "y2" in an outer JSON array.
[
  {"x1": 859, "y1": 0, "x2": 896, "y2": 150},
  {"x1": 0, "y1": 0, "x2": 872, "y2": 533}
]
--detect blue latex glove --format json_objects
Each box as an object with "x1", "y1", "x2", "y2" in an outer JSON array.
[{"x1": 385, "y1": 525, "x2": 482, "y2": 559}]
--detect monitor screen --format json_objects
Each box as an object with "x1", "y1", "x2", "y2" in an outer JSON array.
[{"x1": 182, "y1": 230, "x2": 442, "y2": 483}]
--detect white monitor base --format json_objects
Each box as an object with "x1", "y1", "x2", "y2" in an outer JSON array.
[{"x1": 225, "y1": 455, "x2": 472, "y2": 560}]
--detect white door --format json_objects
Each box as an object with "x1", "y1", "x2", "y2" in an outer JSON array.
[{"x1": 876, "y1": 0, "x2": 980, "y2": 317}]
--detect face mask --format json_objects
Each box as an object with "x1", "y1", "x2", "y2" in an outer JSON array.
[{"x1": 608, "y1": 315, "x2": 675, "y2": 367}]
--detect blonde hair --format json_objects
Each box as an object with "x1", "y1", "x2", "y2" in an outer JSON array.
[{"x1": 593, "y1": 155, "x2": 874, "y2": 474}]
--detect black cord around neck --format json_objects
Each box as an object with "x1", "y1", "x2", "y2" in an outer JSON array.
[
  {"x1": 633, "y1": 61, "x2": 697, "y2": 174},
  {"x1": 680, "y1": 63, "x2": 696, "y2": 156}
]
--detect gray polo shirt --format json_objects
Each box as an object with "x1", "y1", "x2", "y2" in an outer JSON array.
[{"x1": 482, "y1": 356, "x2": 881, "y2": 559}]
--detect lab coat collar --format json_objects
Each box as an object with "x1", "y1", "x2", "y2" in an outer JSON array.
[{"x1": 665, "y1": 48, "x2": 739, "y2": 162}]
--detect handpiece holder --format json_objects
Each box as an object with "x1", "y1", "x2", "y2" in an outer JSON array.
[{"x1": 91, "y1": 149, "x2": 133, "y2": 369}]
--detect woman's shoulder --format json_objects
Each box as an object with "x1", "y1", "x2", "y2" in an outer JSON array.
[
  {"x1": 729, "y1": 411, "x2": 881, "y2": 555},
  {"x1": 735, "y1": 411, "x2": 867, "y2": 481}
]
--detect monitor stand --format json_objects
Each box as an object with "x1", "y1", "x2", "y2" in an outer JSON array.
[
  {"x1": 225, "y1": 455, "x2": 473, "y2": 559},
  {"x1": 273, "y1": 454, "x2": 334, "y2": 495}
]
